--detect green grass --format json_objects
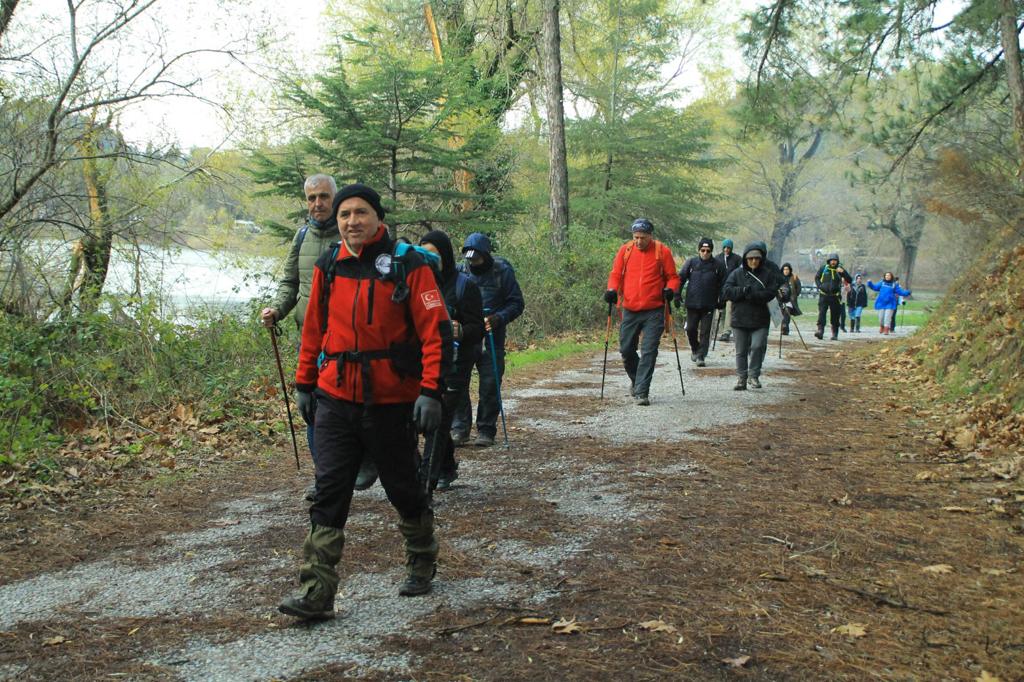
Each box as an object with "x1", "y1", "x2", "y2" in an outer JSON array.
[{"x1": 505, "y1": 339, "x2": 602, "y2": 374}]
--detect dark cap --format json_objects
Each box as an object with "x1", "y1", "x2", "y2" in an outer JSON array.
[
  {"x1": 630, "y1": 218, "x2": 654, "y2": 233},
  {"x1": 333, "y1": 183, "x2": 385, "y2": 220}
]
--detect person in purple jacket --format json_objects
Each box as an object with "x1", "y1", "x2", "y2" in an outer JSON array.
[{"x1": 867, "y1": 272, "x2": 911, "y2": 335}]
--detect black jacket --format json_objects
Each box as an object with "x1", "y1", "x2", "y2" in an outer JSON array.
[
  {"x1": 815, "y1": 263, "x2": 852, "y2": 297},
  {"x1": 677, "y1": 255, "x2": 726, "y2": 310},
  {"x1": 715, "y1": 251, "x2": 742, "y2": 277},
  {"x1": 847, "y1": 282, "x2": 868, "y2": 308},
  {"x1": 721, "y1": 242, "x2": 786, "y2": 329},
  {"x1": 420, "y1": 230, "x2": 484, "y2": 392}
]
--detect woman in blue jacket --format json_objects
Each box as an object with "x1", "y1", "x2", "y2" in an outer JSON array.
[{"x1": 867, "y1": 272, "x2": 911, "y2": 335}]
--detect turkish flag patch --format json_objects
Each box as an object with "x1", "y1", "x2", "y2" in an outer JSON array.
[{"x1": 420, "y1": 289, "x2": 443, "y2": 310}]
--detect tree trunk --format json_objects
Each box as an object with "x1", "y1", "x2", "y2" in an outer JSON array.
[
  {"x1": 896, "y1": 209, "x2": 925, "y2": 290},
  {"x1": 75, "y1": 146, "x2": 113, "y2": 313},
  {"x1": 768, "y1": 217, "x2": 799, "y2": 264},
  {"x1": 542, "y1": 0, "x2": 569, "y2": 249},
  {"x1": 0, "y1": 0, "x2": 19, "y2": 46},
  {"x1": 998, "y1": 0, "x2": 1024, "y2": 177}
]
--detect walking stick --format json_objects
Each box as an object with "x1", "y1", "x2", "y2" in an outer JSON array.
[
  {"x1": 485, "y1": 328, "x2": 510, "y2": 448},
  {"x1": 778, "y1": 320, "x2": 784, "y2": 358},
  {"x1": 711, "y1": 308, "x2": 722, "y2": 351},
  {"x1": 600, "y1": 301, "x2": 613, "y2": 399},
  {"x1": 268, "y1": 324, "x2": 301, "y2": 471},
  {"x1": 788, "y1": 317, "x2": 810, "y2": 351},
  {"x1": 664, "y1": 302, "x2": 686, "y2": 396}
]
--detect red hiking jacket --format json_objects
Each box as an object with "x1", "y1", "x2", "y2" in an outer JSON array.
[
  {"x1": 296, "y1": 227, "x2": 452, "y2": 404},
  {"x1": 607, "y1": 240, "x2": 681, "y2": 312}
]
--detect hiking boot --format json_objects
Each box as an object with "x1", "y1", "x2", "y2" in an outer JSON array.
[
  {"x1": 435, "y1": 468, "x2": 458, "y2": 491},
  {"x1": 696, "y1": 358, "x2": 706, "y2": 367},
  {"x1": 304, "y1": 481, "x2": 317, "y2": 502},
  {"x1": 278, "y1": 593, "x2": 335, "y2": 620},
  {"x1": 474, "y1": 433, "x2": 495, "y2": 447},
  {"x1": 398, "y1": 511, "x2": 438, "y2": 597},
  {"x1": 354, "y1": 459, "x2": 378, "y2": 491},
  {"x1": 451, "y1": 430, "x2": 469, "y2": 447},
  {"x1": 690, "y1": 353, "x2": 699, "y2": 363},
  {"x1": 634, "y1": 395, "x2": 650, "y2": 406},
  {"x1": 748, "y1": 376, "x2": 762, "y2": 389},
  {"x1": 830, "y1": 332, "x2": 838, "y2": 341},
  {"x1": 733, "y1": 377, "x2": 747, "y2": 391},
  {"x1": 718, "y1": 331, "x2": 731, "y2": 342},
  {"x1": 279, "y1": 523, "x2": 344, "y2": 620},
  {"x1": 814, "y1": 326, "x2": 824, "y2": 340}
]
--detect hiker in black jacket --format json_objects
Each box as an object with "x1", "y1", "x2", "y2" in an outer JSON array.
[
  {"x1": 846, "y1": 273, "x2": 868, "y2": 333},
  {"x1": 813, "y1": 252, "x2": 852, "y2": 340},
  {"x1": 721, "y1": 241, "x2": 786, "y2": 390},
  {"x1": 674, "y1": 237, "x2": 726, "y2": 367},
  {"x1": 419, "y1": 231, "x2": 485, "y2": 490},
  {"x1": 714, "y1": 239, "x2": 743, "y2": 342}
]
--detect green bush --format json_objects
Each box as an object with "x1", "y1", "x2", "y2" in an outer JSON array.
[{"x1": 0, "y1": 297, "x2": 269, "y2": 461}]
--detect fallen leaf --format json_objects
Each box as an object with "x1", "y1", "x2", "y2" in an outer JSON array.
[
  {"x1": 941, "y1": 506, "x2": 974, "y2": 513},
  {"x1": 42, "y1": 635, "x2": 66, "y2": 646},
  {"x1": 658, "y1": 537, "x2": 680, "y2": 547},
  {"x1": 831, "y1": 623, "x2": 867, "y2": 638},
  {"x1": 552, "y1": 618, "x2": 582, "y2": 634},
  {"x1": 722, "y1": 655, "x2": 751, "y2": 668},
  {"x1": 915, "y1": 471, "x2": 935, "y2": 481},
  {"x1": 127, "y1": 626, "x2": 141, "y2": 636},
  {"x1": 830, "y1": 494, "x2": 852, "y2": 507},
  {"x1": 210, "y1": 519, "x2": 240, "y2": 527},
  {"x1": 922, "y1": 564, "x2": 954, "y2": 574},
  {"x1": 638, "y1": 619, "x2": 678, "y2": 634},
  {"x1": 976, "y1": 672, "x2": 1002, "y2": 682},
  {"x1": 518, "y1": 617, "x2": 551, "y2": 625},
  {"x1": 159, "y1": 457, "x2": 176, "y2": 469},
  {"x1": 198, "y1": 426, "x2": 221, "y2": 435},
  {"x1": 981, "y1": 568, "x2": 1014, "y2": 576}
]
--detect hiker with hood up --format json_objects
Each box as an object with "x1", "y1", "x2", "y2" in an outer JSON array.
[
  {"x1": 452, "y1": 232, "x2": 525, "y2": 447},
  {"x1": 715, "y1": 239, "x2": 743, "y2": 342},
  {"x1": 813, "y1": 252, "x2": 852, "y2": 340},
  {"x1": 418, "y1": 230, "x2": 485, "y2": 490},
  {"x1": 720, "y1": 241, "x2": 786, "y2": 390},
  {"x1": 604, "y1": 218, "x2": 681, "y2": 405},
  {"x1": 674, "y1": 237, "x2": 726, "y2": 367}
]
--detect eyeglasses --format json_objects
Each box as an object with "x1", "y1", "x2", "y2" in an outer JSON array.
[
  {"x1": 699, "y1": 247, "x2": 711, "y2": 253},
  {"x1": 746, "y1": 256, "x2": 762, "y2": 261}
]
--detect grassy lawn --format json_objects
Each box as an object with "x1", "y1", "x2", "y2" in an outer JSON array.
[{"x1": 505, "y1": 339, "x2": 602, "y2": 374}]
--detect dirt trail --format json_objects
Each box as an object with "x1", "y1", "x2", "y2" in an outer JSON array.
[{"x1": 1, "y1": 326, "x2": 1022, "y2": 681}]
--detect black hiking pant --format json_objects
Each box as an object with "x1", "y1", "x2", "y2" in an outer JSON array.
[
  {"x1": 685, "y1": 307, "x2": 714, "y2": 360},
  {"x1": 311, "y1": 393, "x2": 430, "y2": 528},
  {"x1": 817, "y1": 295, "x2": 842, "y2": 333}
]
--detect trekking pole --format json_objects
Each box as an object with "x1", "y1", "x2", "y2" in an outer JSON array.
[
  {"x1": 664, "y1": 302, "x2": 686, "y2": 396},
  {"x1": 711, "y1": 308, "x2": 722, "y2": 351},
  {"x1": 600, "y1": 301, "x2": 613, "y2": 399},
  {"x1": 788, "y1": 317, "x2": 810, "y2": 351},
  {"x1": 485, "y1": 328, "x2": 510, "y2": 448},
  {"x1": 778, "y1": 320, "x2": 784, "y2": 358},
  {"x1": 268, "y1": 324, "x2": 301, "y2": 471}
]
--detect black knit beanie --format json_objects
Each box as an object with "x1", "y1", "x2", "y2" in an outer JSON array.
[
  {"x1": 333, "y1": 183, "x2": 385, "y2": 219},
  {"x1": 698, "y1": 237, "x2": 714, "y2": 251}
]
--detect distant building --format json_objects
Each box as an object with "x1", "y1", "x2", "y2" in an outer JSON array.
[{"x1": 233, "y1": 220, "x2": 262, "y2": 234}]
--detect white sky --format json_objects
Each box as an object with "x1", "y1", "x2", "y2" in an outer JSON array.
[{"x1": 5, "y1": 0, "x2": 761, "y2": 150}]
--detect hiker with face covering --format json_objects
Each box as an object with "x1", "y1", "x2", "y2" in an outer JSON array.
[
  {"x1": 278, "y1": 183, "x2": 453, "y2": 620},
  {"x1": 452, "y1": 233, "x2": 524, "y2": 448},
  {"x1": 418, "y1": 230, "x2": 485, "y2": 490},
  {"x1": 720, "y1": 241, "x2": 786, "y2": 390},
  {"x1": 605, "y1": 218, "x2": 681, "y2": 405},
  {"x1": 674, "y1": 237, "x2": 726, "y2": 366},
  {"x1": 813, "y1": 252, "x2": 852, "y2": 340}
]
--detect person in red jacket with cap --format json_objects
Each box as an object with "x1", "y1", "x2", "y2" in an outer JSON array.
[
  {"x1": 278, "y1": 183, "x2": 453, "y2": 620},
  {"x1": 604, "y1": 218, "x2": 681, "y2": 405}
]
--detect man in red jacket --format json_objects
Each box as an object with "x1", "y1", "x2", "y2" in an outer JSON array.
[
  {"x1": 604, "y1": 218, "x2": 681, "y2": 405},
  {"x1": 278, "y1": 183, "x2": 453, "y2": 620}
]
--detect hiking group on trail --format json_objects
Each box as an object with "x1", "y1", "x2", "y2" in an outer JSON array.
[{"x1": 261, "y1": 177, "x2": 914, "y2": 620}]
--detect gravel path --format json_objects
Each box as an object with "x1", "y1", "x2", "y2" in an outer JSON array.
[{"x1": 0, "y1": 325, "x2": 912, "y2": 681}]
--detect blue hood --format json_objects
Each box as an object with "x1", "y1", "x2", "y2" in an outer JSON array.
[{"x1": 462, "y1": 232, "x2": 493, "y2": 256}]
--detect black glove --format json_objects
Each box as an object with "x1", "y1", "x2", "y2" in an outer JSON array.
[
  {"x1": 413, "y1": 395, "x2": 442, "y2": 433},
  {"x1": 296, "y1": 391, "x2": 315, "y2": 424},
  {"x1": 603, "y1": 289, "x2": 617, "y2": 304},
  {"x1": 673, "y1": 291, "x2": 682, "y2": 309},
  {"x1": 662, "y1": 288, "x2": 673, "y2": 302}
]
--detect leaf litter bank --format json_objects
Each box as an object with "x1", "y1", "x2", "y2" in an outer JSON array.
[{"x1": 0, "y1": 328, "x2": 1022, "y2": 680}]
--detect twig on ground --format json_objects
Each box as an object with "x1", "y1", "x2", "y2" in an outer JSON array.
[
  {"x1": 789, "y1": 538, "x2": 838, "y2": 559},
  {"x1": 825, "y1": 579, "x2": 949, "y2": 616},
  {"x1": 762, "y1": 535, "x2": 794, "y2": 549}
]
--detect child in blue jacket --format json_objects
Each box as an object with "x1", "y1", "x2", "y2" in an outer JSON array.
[{"x1": 867, "y1": 272, "x2": 911, "y2": 335}]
